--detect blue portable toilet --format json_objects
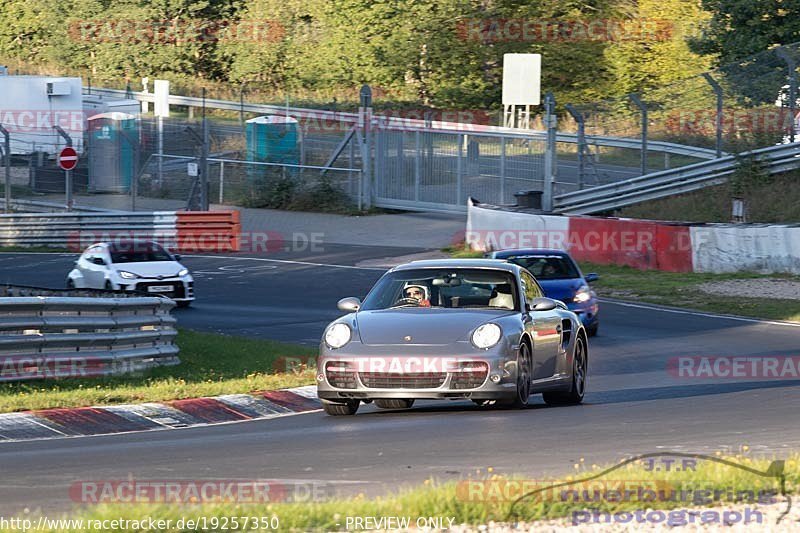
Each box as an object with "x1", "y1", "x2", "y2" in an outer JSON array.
[
  {"x1": 87, "y1": 112, "x2": 138, "y2": 192},
  {"x1": 246, "y1": 115, "x2": 300, "y2": 165}
]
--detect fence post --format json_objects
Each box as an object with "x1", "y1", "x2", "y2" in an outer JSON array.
[
  {"x1": 219, "y1": 161, "x2": 225, "y2": 204},
  {"x1": 414, "y1": 130, "x2": 421, "y2": 201},
  {"x1": 499, "y1": 136, "x2": 506, "y2": 203},
  {"x1": 358, "y1": 84, "x2": 373, "y2": 209},
  {"x1": 456, "y1": 133, "x2": 463, "y2": 205},
  {"x1": 702, "y1": 73, "x2": 724, "y2": 157},
  {"x1": 0, "y1": 125, "x2": 9, "y2": 212},
  {"x1": 201, "y1": 88, "x2": 209, "y2": 211},
  {"x1": 564, "y1": 104, "x2": 586, "y2": 190},
  {"x1": 777, "y1": 48, "x2": 797, "y2": 143},
  {"x1": 542, "y1": 92, "x2": 557, "y2": 212},
  {"x1": 53, "y1": 126, "x2": 73, "y2": 211},
  {"x1": 629, "y1": 93, "x2": 648, "y2": 175}
]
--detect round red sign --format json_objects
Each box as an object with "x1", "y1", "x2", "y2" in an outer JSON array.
[{"x1": 58, "y1": 147, "x2": 78, "y2": 171}]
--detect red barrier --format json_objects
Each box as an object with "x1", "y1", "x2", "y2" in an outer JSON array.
[
  {"x1": 567, "y1": 216, "x2": 692, "y2": 272},
  {"x1": 176, "y1": 210, "x2": 241, "y2": 252}
]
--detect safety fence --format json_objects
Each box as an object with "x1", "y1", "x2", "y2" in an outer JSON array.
[
  {"x1": 0, "y1": 285, "x2": 178, "y2": 382},
  {"x1": 0, "y1": 210, "x2": 241, "y2": 252},
  {"x1": 553, "y1": 141, "x2": 800, "y2": 215},
  {"x1": 466, "y1": 199, "x2": 800, "y2": 274}
]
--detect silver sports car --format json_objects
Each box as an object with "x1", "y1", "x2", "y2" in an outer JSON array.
[{"x1": 317, "y1": 259, "x2": 588, "y2": 415}]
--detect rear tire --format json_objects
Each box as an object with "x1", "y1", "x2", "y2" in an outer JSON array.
[
  {"x1": 374, "y1": 399, "x2": 414, "y2": 409},
  {"x1": 587, "y1": 323, "x2": 599, "y2": 337},
  {"x1": 66, "y1": 279, "x2": 75, "y2": 289},
  {"x1": 543, "y1": 334, "x2": 587, "y2": 406},
  {"x1": 495, "y1": 341, "x2": 532, "y2": 409},
  {"x1": 176, "y1": 301, "x2": 192, "y2": 308},
  {"x1": 321, "y1": 400, "x2": 359, "y2": 416},
  {"x1": 104, "y1": 280, "x2": 112, "y2": 290}
]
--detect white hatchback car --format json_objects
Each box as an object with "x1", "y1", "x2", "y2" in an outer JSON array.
[{"x1": 67, "y1": 241, "x2": 195, "y2": 306}]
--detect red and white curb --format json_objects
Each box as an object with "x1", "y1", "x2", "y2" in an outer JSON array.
[{"x1": 0, "y1": 386, "x2": 319, "y2": 442}]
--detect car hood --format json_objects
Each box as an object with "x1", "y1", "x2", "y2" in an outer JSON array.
[
  {"x1": 537, "y1": 279, "x2": 585, "y2": 301},
  {"x1": 111, "y1": 261, "x2": 184, "y2": 278},
  {"x1": 355, "y1": 308, "x2": 514, "y2": 346}
]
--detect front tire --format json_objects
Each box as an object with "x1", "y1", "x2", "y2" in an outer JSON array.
[
  {"x1": 543, "y1": 334, "x2": 587, "y2": 406},
  {"x1": 66, "y1": 278, "x2": 75, "y2": 289},
  {"x1": 587, "y1": 322, "x2": 599, "y2": 337},
  {"x1": 321, "y1": 399, "x2": 359, "y2": 416},
  {"x1": 176, "y1": 301, "x2": 192, "y2": 308},
  {"x1": 374, "y1": 399, "x2": 414, "y2": 409},
  {"x1": 496, "y1": 341, "x2": 532, "y2": 409}
]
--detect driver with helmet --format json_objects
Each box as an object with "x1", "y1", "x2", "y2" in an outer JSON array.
[{"x1": 403, "y1": 283, "x2": 431, "y2": 307}]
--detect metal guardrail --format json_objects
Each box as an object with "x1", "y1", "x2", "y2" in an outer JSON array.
[
  {"x1": 0, "y1": 285, "x2": 178, "y2": 382},
  {"x1": 554, "y1": 142, "x2": 800, "y2": 214},
  {"x1": 88, "y1": 87, "x2": 721, "y2": 160},
  {"x1": 0, "y1": 211, "x2": 177, "y2": 248}
]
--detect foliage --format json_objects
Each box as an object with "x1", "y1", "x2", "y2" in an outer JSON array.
[{"x1": 0, "y1": 0, "x2": 716, "y2": 109}]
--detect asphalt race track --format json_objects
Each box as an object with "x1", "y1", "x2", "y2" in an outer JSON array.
[{"x1": 0, "y1": 250, "x2": 799, "y2": 515}]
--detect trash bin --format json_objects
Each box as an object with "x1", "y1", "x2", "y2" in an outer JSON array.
[{"x1": 514, "y1": 190, "x2": 543, "y2": 209}]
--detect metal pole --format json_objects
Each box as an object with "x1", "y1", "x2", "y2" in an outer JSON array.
[
  {"x1": 414, "y1": 130, "x2": 421, "y2": 201},
  {"x1": 157, "y1": 115, "x2": 164, "y2": 186},
  {"x1": 0, "y1": 125, "x2": 10, "y2": 212},
  {"x1": 53, "y1": 126, "x2": 73, "y2": 211},
  {"x1": 629, "y1": 93, "x2": 648, "y2": 175},
  {"x1": 542, "y1": 92, "x2": 557, "y2": 212},
  {"x1": 777, "y1": 48, "x2": 797, "y2": 143},
  {"x1": 702, "y1": 73, "x2": 724, "y2": 157},
  {"x1": 565, "y1": 104, "x2": 586, "y2": 189},
  {"x1": 359, "y1": 84, "x2": 372, "y2": 210},
  {"x1": 456, "y1": 134, "x2": 463, "y2": 205},
  {"x1": 201, "y1": 88, "x2": 209, "y2": 210},
  {"x1": 219, "y1": 161, "x2": 224, "y2": 204},
  {"x1": 500, "y1": 136, "x2": 506, "y2": 203}
]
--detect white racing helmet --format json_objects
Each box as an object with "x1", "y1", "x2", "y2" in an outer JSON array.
[{"x1": 403, "y1": 283, "x2": 429, "y2": 300}]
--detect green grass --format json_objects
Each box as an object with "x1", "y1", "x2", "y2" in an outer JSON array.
[
  {"x1": 582, "y1": 262, "x2": 800, "y2": 322},
  {"x1": 12, "y1": 452, "x2": 797, "y2": 531},
  {"x1": 618, "y1": 170, "x2": 800, "y2": 223},
  {"x1": 0, "y1": 329, "x2": 316, "y2": 412}
]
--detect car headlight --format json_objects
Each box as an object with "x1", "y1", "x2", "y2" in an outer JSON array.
[
  {"x1": 118, "y1": 270, "x2": 138, "y2": 280},
  {"x1": 177, "y1": 268, "x2": 189, "y2": 277},
  {"x1": 471, "y1": 323, "x2": 502, "y2": 349},
  {"x1": 574, "y1": 285, "x2": 592, "y2": 303},
  {"x1": 324, "y1": 323, "x2": 352, "y2": 349}
]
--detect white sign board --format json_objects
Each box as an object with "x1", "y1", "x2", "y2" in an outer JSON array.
[
  {"x1": 154, "y1": 79, "x2": 170, "y2": 118},
  {"x1": 187, "y1": 162, "x2": 199, "y2": 177},
  {"x1": 502, "y1": 54, "x2": 541, "y2": 106}
]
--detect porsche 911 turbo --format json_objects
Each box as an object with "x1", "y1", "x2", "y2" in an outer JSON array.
[{"x1": 317, "y1": 259, "x2": 588, "y2": 415}]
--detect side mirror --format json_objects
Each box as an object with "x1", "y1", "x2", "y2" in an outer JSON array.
[
  {"x1": 585, "y1": 273, "x2": 599, "y2": 283},
  {"x1": 337, "y1": 297, "x2": 361, "y2": 312},
  {"x1": 173, "y1": 254, "x2": 182, "y2": 262},
  {"x1": 529, "y1": 297, "x2": 557, "y2": 312}
]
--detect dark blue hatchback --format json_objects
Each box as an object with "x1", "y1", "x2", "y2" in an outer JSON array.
[{"x1": 486, "y1": 248, "x2": 600, "y2": 336}]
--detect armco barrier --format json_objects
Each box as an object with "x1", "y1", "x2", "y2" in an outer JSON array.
[
  {"x1": 0, "y1": 210, "x2": 240, "y2": 253},
  {"x1": 467, "y1": 199, "x2": 800, "y2": 274},
  {"x1": 0, "y1": 285, "x2": 179, "y2": 382}
]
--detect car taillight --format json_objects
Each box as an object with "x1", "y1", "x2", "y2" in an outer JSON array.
[
  {"x1": 325, "y1": 361, "x2": 357, "y2": 389},
  {"x1": 450, "y1": 361, "x2": 489, "y2": 389}
]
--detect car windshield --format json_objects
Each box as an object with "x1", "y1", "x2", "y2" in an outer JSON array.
[
  {"x1": 506, "y1": 255, "x2": 580, "y2": 280},
  {"x1": 360, "y1": 268, "x2": 518, "y2": 310},
  {"x1": 109, "y1": 243, "x2": 173, "y2": 264}
]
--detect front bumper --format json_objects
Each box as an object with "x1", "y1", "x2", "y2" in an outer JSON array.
[
  {"x1": 567, "y1": 300, "x2": 599, "y2": 327},
  {"x1": 113, "y1": 278, "x2": 195, "y2": 302},
  {"x1": 317, "y1": 342, "x2": 519, "y2": 401}
]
